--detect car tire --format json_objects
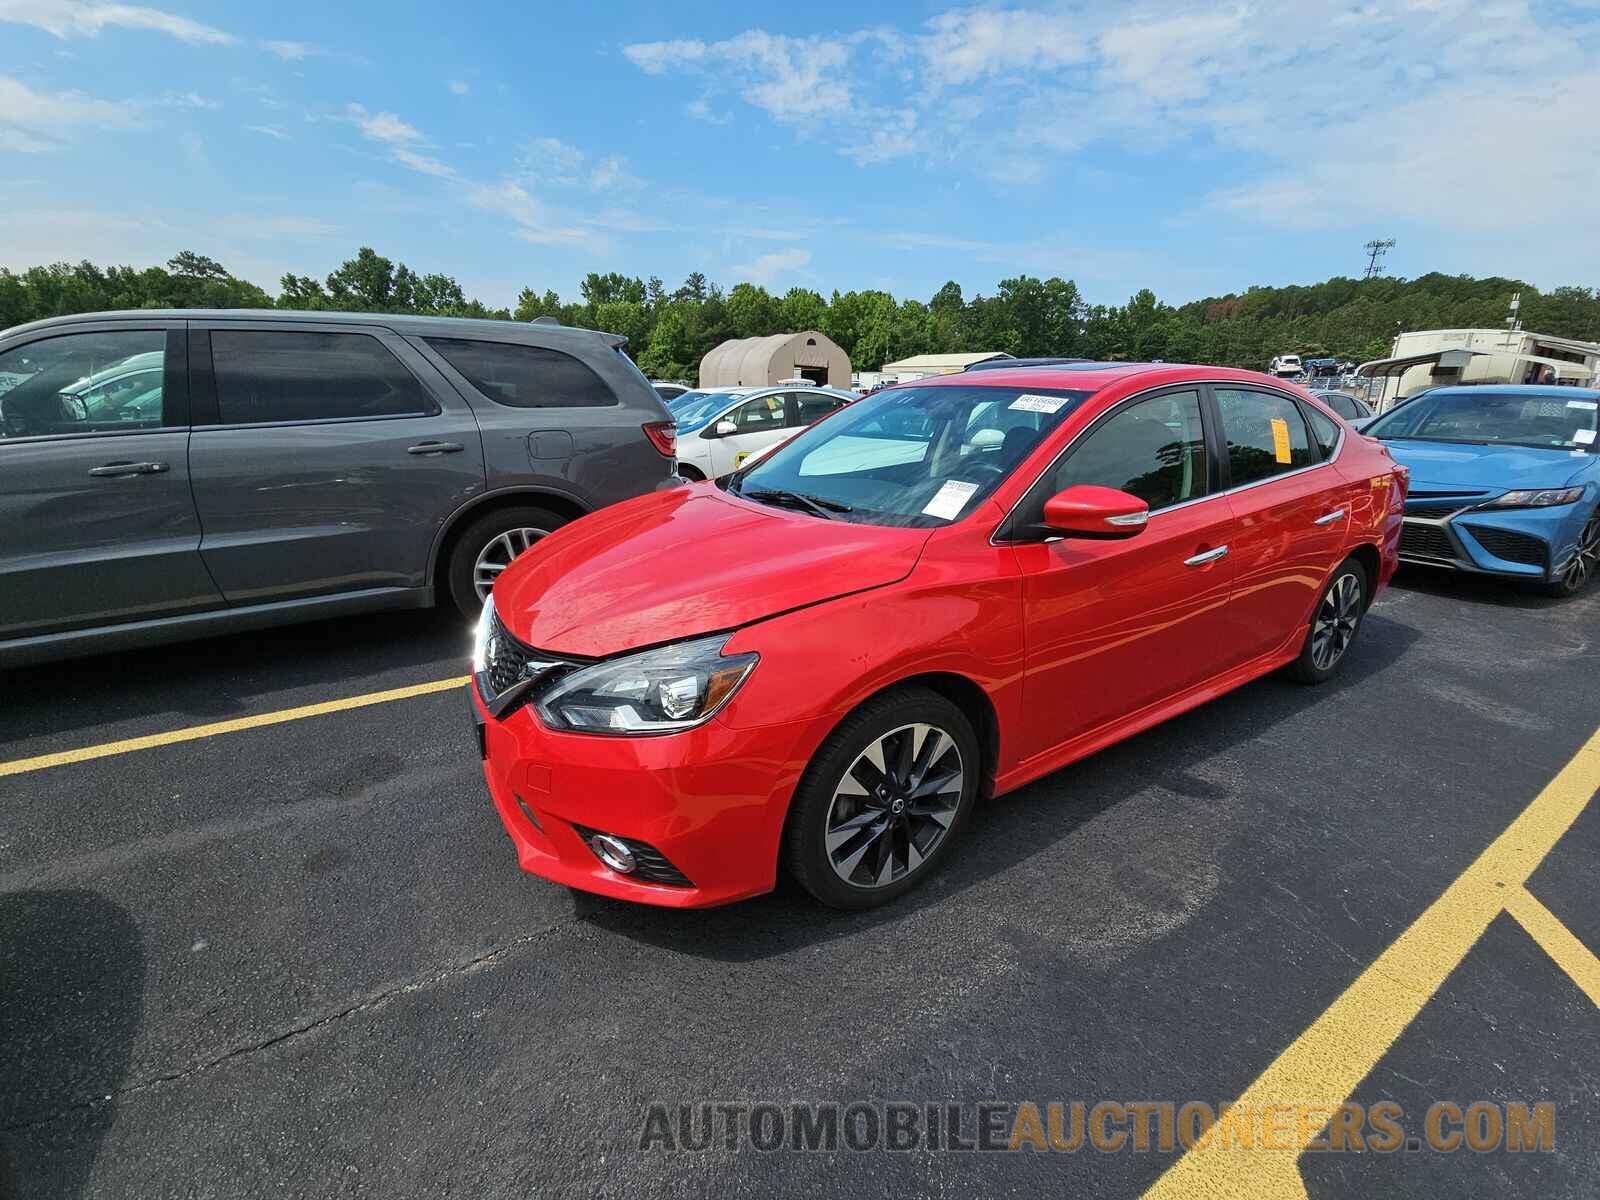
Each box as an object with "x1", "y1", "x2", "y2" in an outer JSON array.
[
  {"x1": 445, "y1": 504, "x2": 569, "y2": 619},
  {"x1": 1287, "y1": 558, "x2": 1368, "y2": 685},
  {"x1": 784, "y1": 687, "x2": 979, "y2": 910},
  {"x1": 676, "y1": 463, "x2": 704, "y2": 482},
  {"x1": 1539, "y1": 511, "x2": 1599, "y2": 599}
]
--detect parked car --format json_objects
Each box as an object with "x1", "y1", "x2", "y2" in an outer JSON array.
[
  {"x1": 964, "y1": 357, "x2": 1093, "y2": 372},
  {"x1": 651, "y1": 381, "x2": 690, "y2": 403},
  {"x1": 1370, "y1": 385, "x2": 1599, "y2": 596},
  {"x1": 1269, "y1": 354, "x2": 1303, "y2": 378},
  {"x1": 668, "y1": 385, "x2": 855, "y2": 480},
  {"x1": 1311, "y1": 389, "x2": 1374, "y2": 421},
  {"x1": 0, "y1": 310, "x2": 677, "y2": 666},
  {"x1": 470, "y1": 363, "x2": 1404, "y2": 909}
]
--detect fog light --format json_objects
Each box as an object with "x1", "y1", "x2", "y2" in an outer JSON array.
[{"x1": 589, "y1": 833, "x2": 637, "y2": 874}]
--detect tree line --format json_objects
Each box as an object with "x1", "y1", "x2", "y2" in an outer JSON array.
[{"x1": 4, "y1": 247, "x2": 1598, "y2": 382}]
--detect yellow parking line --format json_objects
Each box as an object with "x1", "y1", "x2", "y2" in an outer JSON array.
[
  {"x1": 1143, "y1": 725, "x2": 1600, "y2": 1200},
  {"x1": 0, "y1": 677, "x2": 468, "y2": 779},
  {"x1": 1506, "y1": 886, "x2": 1600, "y2": 1008}
]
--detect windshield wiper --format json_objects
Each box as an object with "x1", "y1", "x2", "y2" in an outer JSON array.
[{"x1": 743, "y1": 488, "x2": 852, "y2": 519}]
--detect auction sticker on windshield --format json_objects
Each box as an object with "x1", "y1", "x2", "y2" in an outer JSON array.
[
  {"x1": 923, "y1": 480, "x2": 980, "y2": 520},
  {"x1": 1010, "y1": 394, "x2": 1070, "y2": 414}
]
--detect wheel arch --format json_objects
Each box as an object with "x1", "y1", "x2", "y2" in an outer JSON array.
[
  {"x1": 429, "y1": 487, "x2": 590, "y2": 599},
  {"x1": 1345, "y1": 541, "x2": 1381, "y2": 610}
]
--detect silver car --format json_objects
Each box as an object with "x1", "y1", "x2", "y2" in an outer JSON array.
[{"x1": 0, "y1": 309, "x2": 677, "y2": 666}]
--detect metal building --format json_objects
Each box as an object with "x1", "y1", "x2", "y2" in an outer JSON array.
[{"x1": 698, "y1": 331, "x2": 851, "y2": 388}]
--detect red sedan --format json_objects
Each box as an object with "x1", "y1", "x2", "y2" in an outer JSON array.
[{"x1": 471, "y1": 364, "x2": 1406, "y2": 909}]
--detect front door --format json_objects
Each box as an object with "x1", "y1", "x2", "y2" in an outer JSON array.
[
  {"x1": 707, "y1": 391, "x2": 793, "y2": 476},
  {"x1": 1012, "y1": 388, "x2": 1237, "y2": 760},
  {"x1": 0, "y1": 323, "x2": 222, "y2": 640},
  {"x1": 187, "y1": 321, "x2": 485, "y2": 605},
  {"x1": 1209, "y1": 386, "x2": 1354, "y2": 665}
]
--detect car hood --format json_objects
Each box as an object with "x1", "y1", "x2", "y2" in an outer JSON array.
[
  {"x1": 492, "y1": 484, "x2": 932, "y2": 658},
  {"x1": 1380, "y1": 439, "x2": 1590, "y2": 491}
]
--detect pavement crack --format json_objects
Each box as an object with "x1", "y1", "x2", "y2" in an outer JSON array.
[{"x1": 1, "y1": 918, "x2": 579, "y2": 1136}]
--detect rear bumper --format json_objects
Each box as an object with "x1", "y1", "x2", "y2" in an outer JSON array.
[{"x1": 471, "y1": 685, "x2": 828, "y2": 908}]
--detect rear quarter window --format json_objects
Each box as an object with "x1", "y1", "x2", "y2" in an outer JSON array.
[{"x1": 425, "y1": 338, "x2": 617, "y2": 409}]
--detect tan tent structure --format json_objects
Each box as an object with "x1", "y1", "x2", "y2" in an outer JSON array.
[{"x1": 698, "y1": 331, "x2": 850, "y2": 388}]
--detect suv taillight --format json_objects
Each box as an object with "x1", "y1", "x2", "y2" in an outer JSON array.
[{"x1": 643, "y1": 420, "x2": 675, "y2": 457}]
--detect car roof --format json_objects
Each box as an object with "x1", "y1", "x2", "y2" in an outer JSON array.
[
  {"x1": 0, "y1": 308, "x2": 628, "y2": 348},
  {"x1": 904, "y1": 362, "x2": 1303, "y2": 393}
]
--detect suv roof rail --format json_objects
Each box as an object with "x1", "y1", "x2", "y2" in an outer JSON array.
[{"x1": 530, "y1": 315, "x2": 560, "y2": 326}]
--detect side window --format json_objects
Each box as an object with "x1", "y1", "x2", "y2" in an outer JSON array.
[
  {"x1": 731, "y1": 393, "x2": 785, "y2": 432},
  {"x1": 792, "y1": 390, "x2": 845, "y2": 425},
  {"x1": 1052, "y1": 390, "x2": 1208, "y2": 511},
  {"x1": 1324, "y1": 393, "x2": 1357, "y2": 419},
  {"x1": 1306, "y1": 406, "x2": 1341, "y2": 460},
  {"x1": 0, "y1": 330, "x2": 168, "y2": 439},
  {"x1": 1215, "y1": 388, "x2": 1315, "y2": 486},
  {"x1": 425, "y1": 337, "x2": 616, "y2": 408},
  {"x1": 211, "y1": 330, "x2": 432, "y2": 425}
]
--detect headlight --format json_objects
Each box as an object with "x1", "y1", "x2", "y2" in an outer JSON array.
[
  {"x1": 471, "y1": 594, "x2": 496, "y2": 674},
  {"x1": 1481, "y1": 487, "x2": 1584, "y2": 509},
  {"x1": 536, "y1": 635, "x2": 758, "y2": 735}
]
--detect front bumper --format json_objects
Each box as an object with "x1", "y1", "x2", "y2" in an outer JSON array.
[
  {"x1": 1398, "y1": 501, "x2": 1585, "y2": 580},
  {"x1": 470, "y1": 685, "x2": 829, "y2": 908}
]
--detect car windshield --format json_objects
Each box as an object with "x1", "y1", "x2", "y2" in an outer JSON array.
[
  {"x1": 670, "y1": 389, "x2": 749, "y2": 431},
  {"x1": 1366, "y1": 390, "x2": 1599, "y2": 451},
  {"x1": 725, "y1": 384, "x2": 1089, "y2": 528}
]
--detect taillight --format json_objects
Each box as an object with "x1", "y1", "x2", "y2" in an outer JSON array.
[{"x1": 642, "y1": 420, "x2": 676, "y2": 457}]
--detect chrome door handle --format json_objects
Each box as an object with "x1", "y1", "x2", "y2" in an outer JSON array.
[
  {"x1": 88, "y1": 461, "x2": 169, "y2": 477},
  {"x1": 407, "y1": 441, "x2": 464, "y2": 455},
  {"x1": 1313, "y1": 508, "x2": 1347, "y2": 526},
  {"x1": 1184, "y1": 545, "x2": 1229, "y2": 567}
]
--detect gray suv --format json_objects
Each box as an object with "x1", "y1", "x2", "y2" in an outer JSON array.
[{"x1": 0, "y1": 309, "x2": 677, "y2": 666}]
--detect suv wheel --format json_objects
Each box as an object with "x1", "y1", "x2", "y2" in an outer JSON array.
[
  {"x1": 784, "y1": 688, "x2": 978, "y2": 910},
  {"x1": 445, "y1": 505, "x2": 569, "y2": 618}
]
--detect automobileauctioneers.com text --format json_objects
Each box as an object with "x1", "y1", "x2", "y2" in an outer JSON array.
[{"x1": 638, "y1": 1100, "x2": 1555, "y2": 1155}]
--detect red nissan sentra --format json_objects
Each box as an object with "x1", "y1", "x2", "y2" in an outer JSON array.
[{"x1": 470, "y1": 364, "x2": 1405, "y2": 910}]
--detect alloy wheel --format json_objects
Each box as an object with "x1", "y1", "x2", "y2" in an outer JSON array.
[
  {"x1": 1559, "y1": 515, "x2": 1600, "y2": 594},
  {"x1": 1310, "y1": 572, "x2": 1362, "y2": 671},
  {"x1": 824, "y1": 723, "x2": 963, "y2": 889},
  {"x1": 473, "y1": 527, "x2": 546, "y2": 601}
]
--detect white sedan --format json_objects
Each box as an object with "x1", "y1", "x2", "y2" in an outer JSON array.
[{"x1": 668, "y1": 385, "x2": 855, "y2": 480}]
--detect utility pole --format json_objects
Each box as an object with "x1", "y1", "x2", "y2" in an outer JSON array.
[{"x1": 1363, "y1": 238, "x2": 1395, "y2": 280}]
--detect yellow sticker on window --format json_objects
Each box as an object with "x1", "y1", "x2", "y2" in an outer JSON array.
[{"x1": 1270, "y1": 416, "x2": 1292, "y2": 464}]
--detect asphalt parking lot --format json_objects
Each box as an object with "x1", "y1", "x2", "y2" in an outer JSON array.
[{"x1": 2, "y1": 568, "x2": 1597, "y2": 1199}]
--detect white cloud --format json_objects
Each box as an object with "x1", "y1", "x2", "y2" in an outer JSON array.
[
  {"x1": 625, "y1": 30, "x2": 851, "y2": 121},
  {"x1": 246, "y1": 123, "x2": 288, "y2": 140},
  {"x1": 447, "y1": 78, "x2": 469, "y2": 96},
  {"x1": 0, "y1": 73, "x2": 137, "y2": 151},
  {"x1": 345, "y1": 103, "x2": 422, "y2": 145},
  {"x1": 262, "y1": 38, "x2": 320, "y2": 60},
  {"x1": 464, "y1": 179, "x2": 596, "y2": 247},
  {"x1": 588, "y1": 154, "x2": 634, "y2": 192},
  {"x1": 159, "y1": 90, "x2": 217, "y2": 109},
  {"x1": 684, "y1": 97, "x2": 728, "y2": 124},
  {"x1": 0, "y1": 0, "x2": 234, "y2": 44},
  {"x1": 918, "y1": 7, "x2": 1089, "y2": 88},
  {"x1": 391, "y1": 146, "x2": 455, "y2": 178},
  {"x1": 524, "y1": 135, "x2": 586, "y2": 181},
  {"x1": 732, "y1": 247, "x2": 811, "y2": 286},
  {"x1": 621, "y1": 38, "x2": 706, "y2": 74}
]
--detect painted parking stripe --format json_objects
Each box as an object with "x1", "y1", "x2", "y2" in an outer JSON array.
[
  {"x1": 0, "y1": 677, "x2": 468, "y2": 779},
  {"x1": 1143, "y1": 724, "x2": 1600, "y2": 1200}
]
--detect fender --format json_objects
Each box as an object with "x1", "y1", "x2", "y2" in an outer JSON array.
[{"x1": 426, "y1": 483, "x2": 594, "y2": 579}]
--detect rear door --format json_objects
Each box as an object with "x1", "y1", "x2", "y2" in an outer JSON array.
[
  {"x1": 1209, "y1": 385, "x2": 1356, "y2": 665},
  {"x1": 1011, "y1": 387, "x2": 1237, "y2": 757},
  {"x1": 0, "y1": 322, "x2": 221, "y2": 640},
  {"x1": 187, "y1": 320, "x2": 486, "y2": 605}
]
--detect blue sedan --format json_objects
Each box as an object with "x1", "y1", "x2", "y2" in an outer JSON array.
[{"x1": 1367, "y1": 385, "x2": 1600, "y2": 597}]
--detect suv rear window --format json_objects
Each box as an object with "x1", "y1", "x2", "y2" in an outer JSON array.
[
  {"x1": 425, "y1": 338, "x2": 617, "y2": 408},
  {"x1": 211, "y1": 330, "x2": 433, "y2": 425}
]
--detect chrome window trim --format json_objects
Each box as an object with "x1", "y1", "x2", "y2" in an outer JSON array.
[{"x1": 991, "y1": 379, "x2": 1346, "y2": 543}]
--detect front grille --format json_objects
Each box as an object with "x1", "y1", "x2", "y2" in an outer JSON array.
[
  {"x1": 1461, "y1": 524, "x2": 1547, "y2": 568},
  {"x1": 571, "y1": 823, "x2": 694, "y2": 887},
  {"x1": 1399, "y1": 521, "x2": 1459, "y2": 562},
  {"x1": 483, "y1": 620, "x2": 592, "y2": 713},
  {"x1": 1406, "y1": 500, "x2": 1472, "y2": 519}
]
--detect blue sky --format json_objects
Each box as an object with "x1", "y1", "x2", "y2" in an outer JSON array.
[{"x1": 3, "y1": 0, "x2": 1598, "y2": 309}]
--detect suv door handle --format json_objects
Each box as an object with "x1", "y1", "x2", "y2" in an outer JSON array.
[
  {"x1": 1184, "y1": 545, "x2": 1229, "y2": 567},
  {"x1": 88, "y1": 461, "x2": 169, "y2": 477},
  {"x1": 1313, "y1": 508, "x2": 1347, "y2": 526},
  {"x1": 407, "y1": 441, "x2": 464, "y2": 455}
]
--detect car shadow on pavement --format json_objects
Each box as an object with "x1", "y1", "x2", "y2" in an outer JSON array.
[
  {"x1": 0, "y1": 890, "x2": 144, "y2": 1200},
  {"x1": 1391, "y1": 564, "x2": 1564, "y2": 610},
  {"x1": 572, "y1": 613, "x2": 1422, "y2": 962},
  {"x1": 0, "y1": 607, "x2": 470, "y2": 749}
]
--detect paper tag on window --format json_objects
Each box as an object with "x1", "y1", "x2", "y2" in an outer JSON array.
[
  {"x1": 1270, "y1": 416, "x2": 1293, "y2": 464},
  {"x1": 1010, "y1": 393, "x2": 1068, "y2": 414},
  {"x1": 922, "y1": 479, "x2": 980, "y2": 520},
  {"x1": 1567, "y1": 400, "x2": 1597, "y2": 411},
  {"x1": 1575, "y1": 428, "x2": 1597, "y2": 445}
]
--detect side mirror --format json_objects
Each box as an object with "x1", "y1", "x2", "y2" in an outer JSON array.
[
  {"x1": 712, "y1": 419, "x2": 739, "y2": 437},
  {"x1": 1040, "y1": 485, "x2": 1149, "y2": 538}
]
